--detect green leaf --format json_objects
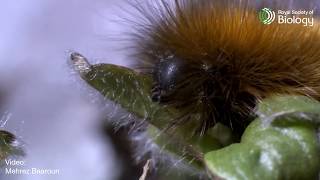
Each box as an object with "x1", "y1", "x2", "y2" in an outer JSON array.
[
  {"x1": 205, "y1": 96, "x2": 320, "y2": 180},
  {"x1": 70, "y1": 53, "x2": 230, "y2": 167},
  {"x1": 0, "y1": 130, "x2": 24, "y2": 162}
]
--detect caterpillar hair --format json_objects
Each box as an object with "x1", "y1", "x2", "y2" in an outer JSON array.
[{"x1": 130, "y1": 0, "x2": 320, "y2": 135}]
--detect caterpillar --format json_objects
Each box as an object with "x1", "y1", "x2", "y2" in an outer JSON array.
[
  {"x1": 69, "y1": 1, "x2": 320, "y2": 179},
  {"x1": 130, "y1": 0, "x2": 320, "y2": 135}
]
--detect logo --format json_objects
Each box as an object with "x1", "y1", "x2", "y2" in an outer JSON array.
[
  {"x1": 259, "y1": 8, "x2": 276, "y2": 25},
  {"x1": 258, "y1": 8, "x2": 314, "y2": 26}
]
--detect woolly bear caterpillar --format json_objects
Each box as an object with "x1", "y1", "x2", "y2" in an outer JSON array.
[{"x1": 130, "y1": 0, "x2": 320, "y2": 135}]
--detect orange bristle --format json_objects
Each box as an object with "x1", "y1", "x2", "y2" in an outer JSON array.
[{"x1": 131, "y1": 0, "x2": 320, "y2": 134}]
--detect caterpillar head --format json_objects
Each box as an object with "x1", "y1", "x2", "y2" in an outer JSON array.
[{"x1": 150, "y1": 49, "x2": 256, "y2": 134}]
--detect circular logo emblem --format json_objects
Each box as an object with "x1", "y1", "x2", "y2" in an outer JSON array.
[{"x1": 259, "y1": 8, "x2": 276, "y2": 25}]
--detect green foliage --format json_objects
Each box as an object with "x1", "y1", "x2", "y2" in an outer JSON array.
[{"x1": 205, "y1": 118, "x2": 320, "y2": 179}]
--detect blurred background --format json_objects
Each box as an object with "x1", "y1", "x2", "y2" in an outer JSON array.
[
  {"x1": 0, "y1": 0, "x2": 134, "y2": 179},
  {"x1": 0, "y1": 0, "x2": 319, "y2": 180}
]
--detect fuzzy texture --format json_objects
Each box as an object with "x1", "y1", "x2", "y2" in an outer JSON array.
[{"x1": 131, "y1": 0, "x2": 320, "y2": 134}]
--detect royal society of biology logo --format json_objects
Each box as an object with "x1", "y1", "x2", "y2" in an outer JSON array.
[{"x1": 258, "y1": 8, "x2": 314, "y2": 26}]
